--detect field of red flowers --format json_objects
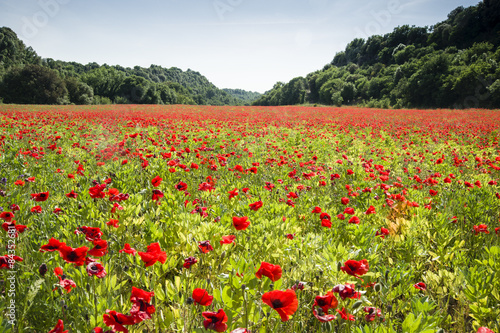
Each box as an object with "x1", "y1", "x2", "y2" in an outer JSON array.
[{"x1": 0, "y1": 104, "x2": 499, "y2": 333}]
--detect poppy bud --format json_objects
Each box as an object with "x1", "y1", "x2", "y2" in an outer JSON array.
[
  {"x1": 374, "y1": 283, "x2": 382, "y2": 292},
  {"x1": 337, "y1": 261, "x2": 342, "y2": 271},
  {"x1": 385, "y1": 270, "x2": 389, "y2": 281},
  {"x1": 269, "y1": 283, "x2": 274, "y2": 290},
  {"x1": 352, "y1": 300, "x2": 363, "y2": 310},
  {"x1": 123, "y1": 265, "x2": 129, "y2": 271},
  {"x1": 387, "y1": 304, "x2": 393, "y2": 312},
  {"x1": 39, "y1": 263, "x2": 48, "y2": 276},
  {"x1": 241, "y1": 284, "x2": 247, "y2": 291},
  {"x1": 207, "y1": 278, "x2": 211, "y2": 285},
  {"x1": 186, "y1": 297, "x2": 194, "y2": 305},
  {"x1": 61, "y1": 274, "x2": 67, "y2": 280}
]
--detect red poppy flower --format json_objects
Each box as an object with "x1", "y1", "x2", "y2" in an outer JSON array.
[
  {"x1": 311, "y1": 206, "x2": 322, "y2": 214},
  {"x1": 48, "y1": 319, "x2": 69, "y2": 333},
  {"x1": 119, "y1": 243, "x2": 137, "y2": 256},
  {"x1": 233, "y1": 216, "x2": 250, "y2": 231},
  {"x1": 14, "y1": 180, "x2": 25, "y2": 186},
  {"x1": 152, "y1": 189, "x2": 164, "y2": 201},
  {"x1": 344, "y1": 207, "x2": 355, "y2": 215},
  {"x1": 59, "y1": 245, "x2": 89, "y2": 266},
  {"x1": 477, "y1": 327, "x2": 495, "y2": 333},
  {"x1": 202, "y1": 309, "x2": 228, "y2": 332},
  {"x1": 375, "y1": 227, "x2": 390, "y2": 238},
  {"x1": 75, "y1": 226, "x2": 103, "y2": 241},
  {"x1": 413, "y1": 282, "x2": 426, "y2": 290},
  {"x1": 183, "y1": 256, "x2": 198, "y2": 268},
  {"x1": 130, "y1": 287, "x2": 156, "y2": 324},
  {"x1": 473, "y1": 224, "x2": 489, "y2": 235},
  {"x1": 336, "y1": 307, "x2": 355, "y2": 321},
  {"x1": 255, "y1": 261, "x2": 282, "y2": 282},
  {"x1": 332, "y1": 283, "x2": 360, "y2": 300},
  {"x1": 53, "y1": 208, "x2": 63, "y2": 215},
  {"x1": 88, "y1": 239, "x2": 108, "y2": 257},
  {"x1": 175, "y1": 181, "x2": 187, "y2": 191},
  {"x1": 66, "y1": 190, "x2": 78, "y2": 198},
  {"x1": 103, "y1": 310, "x2": 135, "y2": 333},
  {"x1": 321, "y1": 219, "x2": 332, "y2": 228},
  {"x1": 151, "y1": 176, "x2": 162, "y2": 187},
  {"x1": 89, "y1": 184, "x2": 106, "y2": 199},
  {"x1": 10, "y1": 204, "x2": 20, "y2": 212},
  {"x1": 249, "y1": 201, "x2": 263, "y2": 211},
  {"x1": 31, "y1": 206, "x2": 42, "y2": 213},
  {"x1": 130, "y1": 286, "x2": 154, "y2": 303},
  {"x1": 87, "y1": 261, "x2": 107, "y2": 278},
  {"x1": 320, "y1": 212, "x2": 331, "y2": 220},
  {"x1": 198, "y1": 240, "x2": 214, "y2": 254},
  {"x1": 261, "y1": 289, "x2": 298, "y2": 322},
  {"x1": 0, "y1": 255, "x2": 23, "y2": 269},
  {"x1": 429, "y1": 189, "x2": 438, "y2": 196},
  {"x1": 341, "y1": 197, "x2": 350, "y2": 205},
  {"x1": 220, "y1": 235, "x2": 236, "y2": 245},
  {"x1": 129, "y1": 287, "x2": 155, "y2": 323},
  {"x1": 106, "y1": 219, "x2": 120, "y2": 228},
  {"x1": 337, "y1": 213, "x2": 345, "y2": 220},
  {"x1": 40, "y1": 238, "x2": 66, "y2": 252},
  {"x1": 31, "y1": 192, "x2": 49, "y2": 202},
  {"x1": 363, "y1": 307, "x2": 382, "y2": 322},
  {"x1": 193, "y1": 288, "x2": 214, "y2": 306},
  {"x1": 2, "y1": 221, "x2": 27, "y2": 237},
  {"x1": 228, "y1": 188, "x2": 239, "y2": 200},
  {"x1": 313, "y1": 291, "x2": 338, "y2": 314},
  {"x1": 312, "y1": 306, "x2": 337, "y2": 322},
  {"x1": 138, "y1": 242, "x2": 167, "y2": 267},
  {"x1": 348, "y1": 216, "x2": 360, "y2": 224},
  {"x1": 285, "y1": 233, "x2": 295, "y2": 239},
  {"x1": 230, "y1": 329, "x2": 249, "y2": 333},
  {"x1": 54, "y1": 268, "x2": 77, "y2": 293},
  {"x1": 365, "y1": 206, "x2": 376, "y2": 214},
  {"x1": 341, "y1": 259, "x2": 369, "y2": 278}
]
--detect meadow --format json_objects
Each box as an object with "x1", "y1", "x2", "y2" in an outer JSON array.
[{"x1": 0, "y1": 104, "x2": 498, "y2": 333}]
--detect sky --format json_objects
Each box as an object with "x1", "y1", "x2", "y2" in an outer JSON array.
[{"x1": 0, "y1": 0, "x2": 480, "y2": 93}]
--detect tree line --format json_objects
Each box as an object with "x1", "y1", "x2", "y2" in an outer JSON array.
[
  {"x1": 254, "y1": 1, "x2": 500, "y2": 109},
  {"x1": 0, "y1": 27, "x2": 261, "y2": 105}
]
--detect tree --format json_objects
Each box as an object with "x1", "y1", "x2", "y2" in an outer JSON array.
[
  {"x1": 65, "y1": 77, "x2": 94, "y2": 105},
  {"x1": 0, "y1": 64, "x2": 68, "y2": 104}
]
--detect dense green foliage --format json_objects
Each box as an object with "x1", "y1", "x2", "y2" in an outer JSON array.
[
  {"x1": 254, "y1": 1, "x2": 500, "y2": 109},
  {"x1": 222, "y1": 88, "x2": 261, "y2": 102},
  {"x1": 0, "y1": 27, "x2": 259, "y2": 105}
]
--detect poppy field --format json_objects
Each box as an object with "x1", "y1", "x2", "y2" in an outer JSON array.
[{"x1": 0, "y1": 104, "x2": 499, "y2": 333}]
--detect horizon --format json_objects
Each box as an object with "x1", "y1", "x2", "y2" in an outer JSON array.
[{"x1": 0, "y1": 0, "x2": 480, "y2": 93}]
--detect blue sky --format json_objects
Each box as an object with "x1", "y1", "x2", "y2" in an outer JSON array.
[{"x1": 0, "y1": 0, "x2": 480, "y2": 93}]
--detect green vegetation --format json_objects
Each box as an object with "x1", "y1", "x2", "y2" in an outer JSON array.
[
  {"x1": 222, "y1": 88, "x2": 261, "y2": 103},
  {"x1": 254, "y1": 1, "x2": 500, "y2": 109},
  {"x1": 0, "y1": 27, "x2": 259, "y2": 105}
]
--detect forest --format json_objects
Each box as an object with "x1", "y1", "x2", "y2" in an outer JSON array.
[
  {"x1": 254, "y1": 1, "x2": 500, "y2": 109},
  {"x1": 0, "y1": 28, "x2": 260, "y2": 106}
]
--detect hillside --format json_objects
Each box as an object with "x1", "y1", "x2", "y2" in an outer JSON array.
[
  {"x1": 254, "y1": 1, "x2": 500, "y2": 109},
  {"x1": 0, "y1": 27, "x2": 259, "y2": 106}
]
